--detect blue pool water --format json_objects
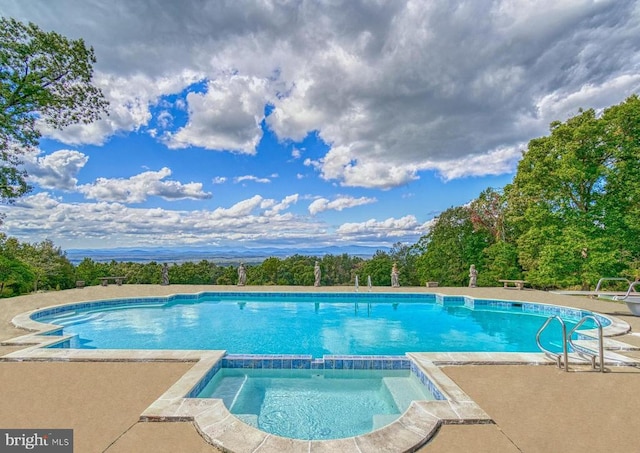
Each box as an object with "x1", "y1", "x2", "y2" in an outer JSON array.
[
  {"x1": 35, "y1": 292, "x2": 602, "y2": 355},
  {"x1": 195, "y1": 368, "x2": 434, "y2": 440}
]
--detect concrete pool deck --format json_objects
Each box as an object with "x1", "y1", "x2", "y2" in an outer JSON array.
[{"x1": 1, "y1": 285, "x2": 640, "y2": 452}]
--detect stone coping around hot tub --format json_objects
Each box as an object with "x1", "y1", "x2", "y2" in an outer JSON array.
[
  {"x1": 9, "y1": 290, "x2": 631, "y2": 344},
  {"x1": 140, "y1": 354, "x2": 493, "y2": 453}
]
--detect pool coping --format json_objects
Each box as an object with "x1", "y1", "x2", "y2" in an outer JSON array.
[{"x1": 3, "y1": 290, "x2": 640, "y2": 452}]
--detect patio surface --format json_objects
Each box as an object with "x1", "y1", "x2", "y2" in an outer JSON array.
[{"x1": 1, "y1": 285, "x2": 640, "y2": 452}]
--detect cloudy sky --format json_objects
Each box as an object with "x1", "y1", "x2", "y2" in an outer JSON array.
[{"x1": 1, "y1": 0, "x2": 639, "y2": 251}]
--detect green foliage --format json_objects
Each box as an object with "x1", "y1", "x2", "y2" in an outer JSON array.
[
  {"x1": 282, "y1": 254, "x2": 316, "y2": 286},
  {"x1": 0, "y1": 17, "x2": 108, "y2": 202},
  {"x1": 75, "y1": 257, "x2": 102, "y2": 285},
  {"x1": 390, "y1": 242, "x2": 421, "y2": 286},
  {"x1": 216, "y1": 265, "x2": 237, "y2": 285},
  {"x1": 319, "y1": 254, "x2": 362, "y2": 286},
  {"x1": 416, "y1": 206, "x2": 491, "y2": 286},
  {"x1": 0, "y1": 253, "x2": 33, "y2": 296},
  {"x1": 6, "y1": 238, "x2": 74, "y2": 292},
  {"x1": 480, "y1": 241, "x2": 521, "y2": 286},
  {"x1": 256, "y1": 257, "x2": 281, "y2": 285},
  {"x1": 359, "y1": 250, "x2": 393, "y2": 286},
  {"x1": 469, "y1": 188, "x2": 508, "y2": 242},
  {"x1": 504, "y1": 95, "x2": 640, "y2": 289},
  {"x1": 169, "y1": 260, "x2": 217, "y2": 285}
]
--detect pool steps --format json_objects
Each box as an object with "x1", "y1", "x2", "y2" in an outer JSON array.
[
  {"x1": 235, "y1": 413, "x2": 259, "y2": 427},
  {"x1": 209, "y1": 375, "x2": 247, "y2": 410},
  {"x1": 383, "y1": 375, "x2": 436, "y2": 412},
  {"x1": 372, "y1": 414, "x2": 399, "y2": 430}
]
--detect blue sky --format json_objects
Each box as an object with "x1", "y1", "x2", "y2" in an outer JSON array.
[{"x1": 1, "y1": 1, "x2": 639, "y2": 250}]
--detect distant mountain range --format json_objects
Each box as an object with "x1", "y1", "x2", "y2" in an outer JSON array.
[{"x1": 65, "y1": 245, "x2": 387, "y2": 265}]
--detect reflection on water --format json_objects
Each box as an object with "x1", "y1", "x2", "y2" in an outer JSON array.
[{"x1": 40, "y1": 295, "x2": 587, "y2": 354}]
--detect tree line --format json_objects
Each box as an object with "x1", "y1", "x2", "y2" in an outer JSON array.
[{"x1": 0, "y1": 237, "x2": 421, "y2": 297}]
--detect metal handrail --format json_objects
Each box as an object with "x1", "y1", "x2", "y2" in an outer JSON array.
[
  {"x1": 595, "y1": 277, "x2": 631, "y2": 292},
  {"x1": 567, "y1": 315, "x2": 605, "y2": 372},
  {"x1": 536, "y1": 315, "x2": 568, "y2": 372},
  {"x1": 615, "y1": 281, "x2": 640, "y2": 301}
]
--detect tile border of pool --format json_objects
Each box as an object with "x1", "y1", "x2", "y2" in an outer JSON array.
[{"x1": 3, "y1": 290, "x2": 640, "y2": 452}]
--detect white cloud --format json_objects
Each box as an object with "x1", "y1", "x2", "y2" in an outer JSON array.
[
  {"x1": 336, "y1": 215, "x2": 430, "y2": 240},
  {"x1": 22, "y1": 149, "x2": 88, "y2": 191},
  {"x1": 535, "y1": 74, "x2": 640, "y2": 122},
  {"x1": 309, "y1": 145, "x2": 422, "y2": 189},
  {"x1": 308, "y1": 195, "x2": 377, "y2": 215},
  {"x1": 1, "y1": 192, "x2": 430, "y2": 249},
  {"x1": 157, "y1": 110, "x2": 174, "y2": 129},
  {"x1": 212, "y1": 176, "x2": 227, "y2": 184},
  {"x1": 163, "y1": 74, "x2": 269, "y2": 153},
  {"x1": 78, "y1": 167, "x2": 211, "y2": 203},
  {"x1": 38, "y1": 71, "x2": 203, "y2": 146},
  {"x1": 12, "y1": 192, "x2": 61, "y2": 210},
  {"x1": 426, "y1": 144, "x2": 525, "y2": 182},
  {"x1": 210, "y1": 195, "x2": 264, "y2": 219},
  {"x1": 234, "y1": 175, "x2": 272, "y2": 184},
  {"x1": 0, "y1": 192, "x2": 316, "y2": 248},
  {"x1": 265, "y1": 194, "x2": 299, "y2": 216}
]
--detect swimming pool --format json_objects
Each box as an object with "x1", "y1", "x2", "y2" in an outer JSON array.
[
  {"x1": 13, "y1": 290, "x2": 625, "y2": 448},
  {"x1": 32, "y1": 292, "x2": 608, "y2": 355}
]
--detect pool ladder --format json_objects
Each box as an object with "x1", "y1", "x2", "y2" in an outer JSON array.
[
  {"x1": 594, "y1": 277, "x2": 631, "y2": 292},
  {"x1": 536, "y1": 315, "x2": 605, "y2": 372}
]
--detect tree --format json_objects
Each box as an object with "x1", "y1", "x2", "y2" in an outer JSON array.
[
  {"x1": 0, "y1": 17, "x2": 108, "y2": 202},
  {"x1": 259, "y1": 257, "x2": 282, "y2": 285},
  {"x1": 599, "y1": 95, "x2": 640, "y2": 267},
  {"x1": 0, "y1": 254, "x2": 33, "y2": 296},
  {"x1": 389, "y1": 242, "x2": 421, "y2": 286},
  {"x1": 505, "y1": 98, "x2": 640, "y2": 288},
  {"x1": 282, "y1": 254, "x2": 316, "y2": 286},
  {"x1": 17, "y1": 239, "x2": 74, "y2": 291},
  {"x1": 467, "y1": 188, "x2": 522, "y2": 285},
  {"x1": 415, "y1": 206, "x2": 491, "y2": 286},
  {"x1": 469, "y1": 188, "x2": 507, "y2": 242},
  {"x1": 320, "y1": 254, "x2": 361, "y2": 285},
  {"x1": 481, "y1": 241, "x2": 521, "y2": 286},
  {"x1": 75, "y1": 257, "x2": 100, "y2": 285},
  {"x1": 359, "y1": 250, "x2": 393, "y2": 286},
  {"x1": 0, "y1": 233, "x2": 33, "y2": 296},
  {"x1": 216, "y1": 265, "x2": 237, "y2": 285}
]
